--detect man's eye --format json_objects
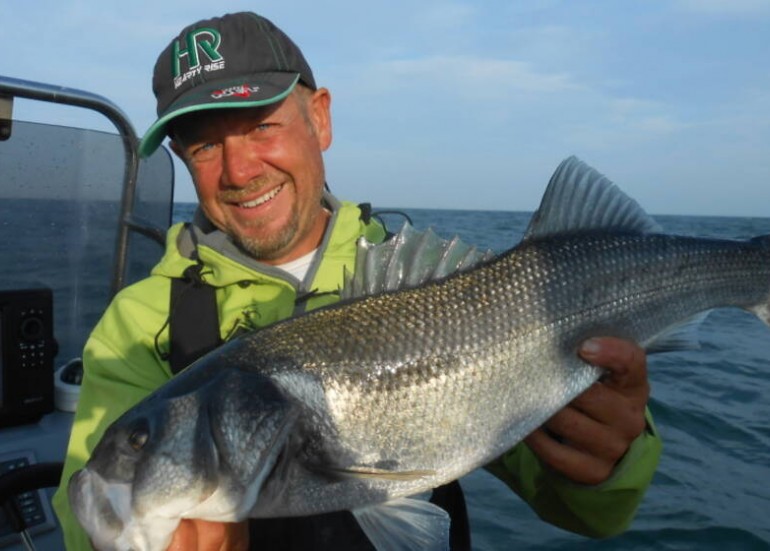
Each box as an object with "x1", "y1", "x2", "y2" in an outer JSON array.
[{"x1": 190, "y1": 142, "x2": 218, "y2": 161}]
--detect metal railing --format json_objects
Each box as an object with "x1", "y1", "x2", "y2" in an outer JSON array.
[{"x1": 0, "y1": 75, "x2": 166, "y2": 296}]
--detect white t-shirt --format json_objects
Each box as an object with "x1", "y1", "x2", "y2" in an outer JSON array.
[{"x1": 276, "y1": 249, "x2": 318, "y2": 281}]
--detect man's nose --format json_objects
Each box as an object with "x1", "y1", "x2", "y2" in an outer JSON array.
[{"x1": 221, "y1": 135, "x2": 264, "y2": 187}]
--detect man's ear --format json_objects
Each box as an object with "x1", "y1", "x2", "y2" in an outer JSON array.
[{"x1": 309, "y1": 87, "x2": 332, "y2": 151}]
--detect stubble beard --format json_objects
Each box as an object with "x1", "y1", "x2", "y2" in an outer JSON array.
[
  {"x1": 234, "y1": 210, "x2": 300, "y2": 261},
  {"x1": 217, "y1": 177, "x2": 300, "y2": 261}
]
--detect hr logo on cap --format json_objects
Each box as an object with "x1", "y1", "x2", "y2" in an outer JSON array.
[{"x1": 173, "y1": 27, "x2": 225, "y2": 89}]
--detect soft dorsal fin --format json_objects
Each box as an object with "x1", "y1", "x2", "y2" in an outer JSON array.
[{"x1": 523, "y1": 156, "x2": 662, "y2": 241}]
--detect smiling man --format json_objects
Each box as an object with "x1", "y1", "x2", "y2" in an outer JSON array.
[{"x1": 53, "y1": 11, "x2": 660, "y2": 550}]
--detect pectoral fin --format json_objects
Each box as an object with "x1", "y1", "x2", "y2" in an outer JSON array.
[
  {"x1": 353, "y1": 497, "x2": 450, "y2": 551},
  {"x1": 314, "y1": 464, "x2": 436, "y2": 482}
]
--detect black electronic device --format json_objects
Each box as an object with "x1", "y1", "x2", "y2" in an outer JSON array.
[{"x1": 0, "y1": 289, "x2": 56, "y2": 428}]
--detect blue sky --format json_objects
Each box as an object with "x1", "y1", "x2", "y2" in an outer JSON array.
[{"x1": 6, "y1": 1, "x2": 770, "y2": 215}]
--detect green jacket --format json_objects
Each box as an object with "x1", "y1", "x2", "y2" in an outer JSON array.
[{"x1": 53, "y1": 196, "x2": 661, "y2": 549}]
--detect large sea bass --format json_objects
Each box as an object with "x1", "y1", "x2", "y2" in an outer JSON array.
[{"x1": 69, "y1": 157, "x2": 770, "y2": 550}]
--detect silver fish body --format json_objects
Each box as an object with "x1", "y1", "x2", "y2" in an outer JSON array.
[
  {"x1": 228, "y1": 230, "x2": 770, "y2": 515},
  {"x1": 68, "y1": 157, "x2": 770, "y2": 550}
]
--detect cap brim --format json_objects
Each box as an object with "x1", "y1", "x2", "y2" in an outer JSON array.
[{"x1": 138, "y1": 73, "x2": 300, "y2": 158}]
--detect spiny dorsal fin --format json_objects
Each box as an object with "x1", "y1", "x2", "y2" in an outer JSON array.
[
  {"x1": 523, "y1": 156, "x2": 662, "y2": 241},
  {"x1": 341, "y1": 222, "x2": 494, "y2": 300}
]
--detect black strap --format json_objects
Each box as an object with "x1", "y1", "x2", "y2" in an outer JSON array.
[
  {"x1": 168, "y1": 264, "x2": 221, "y2": 374},
  {"x1": 357, "y1": 202, "x2": 414, "y2": 236},
  {"x1": 431, "y1": 480, "x2": 471, "y2": 550}
]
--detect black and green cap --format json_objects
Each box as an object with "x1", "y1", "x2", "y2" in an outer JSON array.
[{"x1": 139, "y1": 12, "x2": 316, "y2": 157}]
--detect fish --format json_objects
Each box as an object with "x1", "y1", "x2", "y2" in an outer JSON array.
[{"x1": 68, "y1": 156, "x2": 770, "y2": 551}]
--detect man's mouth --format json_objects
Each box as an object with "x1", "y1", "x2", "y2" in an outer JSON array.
[{"x1": 238, "y1": 184, "x2": 285, "y2": 208}]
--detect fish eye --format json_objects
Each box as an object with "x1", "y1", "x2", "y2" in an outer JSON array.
[{"x1": 127, "y1": 428, "x2": 149, "y2": 451}]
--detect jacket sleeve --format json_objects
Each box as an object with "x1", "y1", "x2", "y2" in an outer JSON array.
[
  {"x1": 484, "y1": 409, "x2": 662, "y2": 538},
  {"x1": 51, "y1": 283, "x2": 173, "y2": 550}
]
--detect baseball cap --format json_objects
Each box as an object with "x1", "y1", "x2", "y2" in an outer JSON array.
[{"x1": 139, "y1": 12, "x2": 316, "y2": 157}]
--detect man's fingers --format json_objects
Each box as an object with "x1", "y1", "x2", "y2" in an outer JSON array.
[
  {"x1": 166, "y1": 520, "x2": 196, "y2": 551},
  {"x1": 165, "y1": 520, "x2": 249, "y2": 551},
  {"x1": 525, "y1": 428, "x2": 615, "y2": 486},
  {"x1": 542, "y1": 405, "x2": 633, "y2": 462},
  {"x1": 579, "y1": 337, "x2": 648, "y2": 391},
  {"x1": 570, "y1": 382, "x2": 643, "y2": 431},
  {"x1": 524, "y1": 337, "x2": 652, "y2": 486}
]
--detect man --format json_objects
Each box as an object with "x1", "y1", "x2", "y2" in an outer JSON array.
[{"x1": 53, "y1": 11, "x2": 661, "y2": 550}]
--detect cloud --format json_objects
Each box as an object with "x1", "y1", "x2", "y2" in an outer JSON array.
[
  {"x1": 608, "y1": 98, "x2": 689, "y2": 133},
  {"x1": 357, "y1": 55, "x2": 580, "y2": 101}
]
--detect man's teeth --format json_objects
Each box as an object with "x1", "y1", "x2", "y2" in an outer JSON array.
[{"x1": 239, "y1": 185, "x2": 283, "y2": 208}]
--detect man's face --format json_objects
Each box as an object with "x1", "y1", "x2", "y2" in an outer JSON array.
[{"x1": 171, "y1": 87, "x2": 332, "y2": 264}]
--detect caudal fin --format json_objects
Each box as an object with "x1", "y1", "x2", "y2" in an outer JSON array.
[{"x1": 748, "y1": 235, "x2": 770, "y2": 327}]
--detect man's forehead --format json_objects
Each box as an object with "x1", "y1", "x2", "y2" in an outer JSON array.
[{"x1": 171, "y1": 100, "x2": 288, "y2": 138}]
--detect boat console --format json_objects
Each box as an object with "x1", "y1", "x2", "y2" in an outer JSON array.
[{"x1": 0, "y1": 76, "x2": 174, "y2": 550}]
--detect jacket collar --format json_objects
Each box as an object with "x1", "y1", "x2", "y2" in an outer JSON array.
[{"x1": 155, "y1": 191, "x2": 351, "y2": 288}]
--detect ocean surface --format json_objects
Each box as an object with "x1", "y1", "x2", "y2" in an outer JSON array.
[{"x1": 173, "y1": 203, "x2": 770, "y2": 550}]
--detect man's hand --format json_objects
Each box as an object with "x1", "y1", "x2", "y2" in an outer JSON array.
[
  {"x1": 525, "y1": 337, "x2": 650, "y2": 486},
  {"x1": 166, "y1": 519, "x2": 249, "y2": 551}
]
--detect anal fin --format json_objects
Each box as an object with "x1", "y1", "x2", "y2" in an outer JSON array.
[{"x1": 353, "y1": 497, "x2": 450, "y2": 551}]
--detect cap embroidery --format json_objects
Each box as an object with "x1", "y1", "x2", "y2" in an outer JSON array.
[
  {"x1": 173, "y1": 27, "x2": 225, "y2": 89},
  {"x1": 211, "y1": 85, "x2": 261, "y2": 99}
]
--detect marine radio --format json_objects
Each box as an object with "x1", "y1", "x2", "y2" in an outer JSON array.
[{"x1": 0, "y1": 289, "x2": 56, "y2": 428}]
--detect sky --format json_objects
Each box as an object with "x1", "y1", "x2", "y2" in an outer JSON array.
[{"x1": 5, "y1": 0, "x2": 770, "y2": 216}]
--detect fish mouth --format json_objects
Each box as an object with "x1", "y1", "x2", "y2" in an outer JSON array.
[
  {"x1": 70, "y1": 467, "x2": 183, "y2": 550},
  {"x1": 68, "y1": 468, "x2": 129, "y2": 550}
]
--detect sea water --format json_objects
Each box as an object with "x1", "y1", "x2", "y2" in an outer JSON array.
[{"x1": 174, "y1": 204, "x2": 770, "y2": 550}]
